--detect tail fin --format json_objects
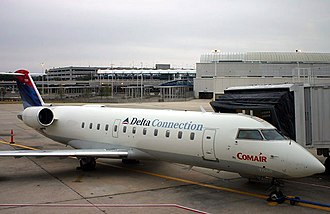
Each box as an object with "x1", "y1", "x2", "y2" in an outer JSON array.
[{"x1": 15, "y1": 70, "x2": 44, "y2": 109}]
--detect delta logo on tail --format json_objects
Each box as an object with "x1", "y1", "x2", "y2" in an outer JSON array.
[{"x1": 15, "y1": 70, "x2": 43, "y2": 109}]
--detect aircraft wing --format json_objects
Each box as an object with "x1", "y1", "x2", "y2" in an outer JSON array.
[{"x1": 0, "y1": 149, "x2": 128, "y2": 158}]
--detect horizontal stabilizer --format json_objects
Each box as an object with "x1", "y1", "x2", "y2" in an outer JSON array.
[
  {"x1": 0, "y1": 72, "x2": 24, "y2": 76},
  {"x1": 0, "y1": 149, "x2": 128, "y2": 158}
]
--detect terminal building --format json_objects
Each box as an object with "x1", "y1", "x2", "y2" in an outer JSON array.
[
  {"x1": 194, "y1": 52, "x2": 330, "y2": 98},
  {"x1": 0, "y1": 65, "x2": 196, "y2": 102}
]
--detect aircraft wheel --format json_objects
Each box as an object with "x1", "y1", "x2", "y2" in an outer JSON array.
[
  {"x1": 122, "y1": 159, "x2": 140, "y2": 165},
  {"x1": 79, "y1": 157, "x2": 96, "y2": 171},
  {"x1": 268, "y1": 191, "x2": 285, "y2": 203},
  {"x1": 325, "y1": 157, "x2": 330, "y2": 175}
]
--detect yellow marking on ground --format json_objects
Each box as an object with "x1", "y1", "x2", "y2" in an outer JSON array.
[
  {"x1": 0, "y1": 140, "x2": 38, "y2": 150},
  {"x1": 298, "y1": 203, "x2": 330, "y2": 212},
  {"x1": 267, "y1": 202, "x2": 279, "y2": 206},
  {"x1": 1, "y1": 140, "x2": 329, "y2": 211}
]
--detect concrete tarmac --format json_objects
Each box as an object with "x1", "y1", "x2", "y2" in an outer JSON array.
[{"x1": 0, "y1": 101, "x2": 329, "y2": 214}]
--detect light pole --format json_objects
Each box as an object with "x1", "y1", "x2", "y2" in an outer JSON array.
[
  {"x1": 41, "y1": 63, "x2": 45, "y2": 95},
  {"x1": 141, "y1": 73, "x2": 143, "y2": 100},
  {"x1": 212, "y1": 50, "x2": 219, "y2": 100}
]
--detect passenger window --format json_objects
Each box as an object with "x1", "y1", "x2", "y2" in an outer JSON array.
[
  {"x1": 89, "y1": 123, "x2": 93, "y2": 129},
  {"x1": 81, "y1": 122, "x2": 85, "y2": 128},
  {"x1": 261, "y1": 129, "x2": 286, "y2": 140},
  {"x1": 105, "y1": 124, "x2": 109, "y2": 131},
  {"x1": 123, "y1": 126, "x2": 127, "y2": 133},
  {"x1": 237, "y1": 130, "x2": 263, "y2": 140},
  {"x1": 143, "y1": 128, "x2": 147, "y2": 135},
  {"x1": 114, "y1": 125, "x2": 118, "y2": 132},
  {"x1": 132, "y1": 127, "x2": 136, "y2": 134},
  {"x1": 165, "y1": 130, "x2": 170, "y2": 138},
  {"x1": 154, "y1": 129, "x2": 158, "y2": 136},
  {"x1": 190, "y1": 132, "x2": 195, "y2": 140},
  {"x1": 178, "y1": 131, "x2": 182, "y2": 139},
  {"x1": 97, "y1": 124, "x2": 100, "y2": 130}
]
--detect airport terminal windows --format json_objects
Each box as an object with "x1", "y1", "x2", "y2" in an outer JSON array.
[{"x1": 237, "y1": 129, "x2": 263, "y2": 140}]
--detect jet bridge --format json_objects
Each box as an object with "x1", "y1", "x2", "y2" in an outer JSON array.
[{"x1": 210, "y1": 84, "x2": 330, "y2": 172}]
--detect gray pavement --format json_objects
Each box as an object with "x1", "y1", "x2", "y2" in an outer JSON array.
[{"x1": 0, "y1": 101, "x2": 329, "y2": 213}]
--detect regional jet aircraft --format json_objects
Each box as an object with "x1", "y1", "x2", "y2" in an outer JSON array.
[{"x1": 0, "y1": 70, "x2": 325, "y2": 201}]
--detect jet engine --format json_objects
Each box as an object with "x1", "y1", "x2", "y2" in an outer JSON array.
[{"x1": 22, "y1": 107, "x2": 55, "y2": 129}]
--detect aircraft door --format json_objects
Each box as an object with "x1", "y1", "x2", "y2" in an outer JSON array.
[
  {"x1": 112, "y1": 119, "x2": 121, "y2": 138},
  {"x1": 202, "y1": 129, "x2": 217, "y2": 161}
]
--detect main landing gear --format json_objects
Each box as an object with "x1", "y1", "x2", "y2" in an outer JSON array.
[
  {"x1": 77, "y1": 157, "x2": 96, "y2": 171},
  {"x1": 122, "y1": 158, "x2": 140, "y2": 165},
  {"x1": 267, "y1": 178, "x2": 285, "y2": 203}
]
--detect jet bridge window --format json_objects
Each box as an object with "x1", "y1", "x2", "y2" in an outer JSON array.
[
  {"x1": 237, "y1": 130, "x2": 263, "y2": 140},
  {"x1": 261, "y1": 129, "x2": 286, "y2": 140}
]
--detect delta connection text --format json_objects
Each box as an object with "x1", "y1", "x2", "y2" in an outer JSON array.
[{"x1": 123, "y1": 117, "x2": 204, "y2": 131}]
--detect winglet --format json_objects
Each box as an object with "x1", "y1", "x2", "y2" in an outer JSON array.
[{"x1": 15, "y1": 70, "x2": 44, "y2": 109}]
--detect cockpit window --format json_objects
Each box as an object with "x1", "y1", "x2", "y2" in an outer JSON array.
[
  {"x1": 237, "y1": 130, "x2": 263, "y2": 140},
  {"x1": 261, "y1": 129, "x2": 286, "y2": 140}
]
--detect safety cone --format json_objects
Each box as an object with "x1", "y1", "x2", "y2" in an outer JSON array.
[{"x1": 10, "y1": 129, "x2": 15, "y2": 144}]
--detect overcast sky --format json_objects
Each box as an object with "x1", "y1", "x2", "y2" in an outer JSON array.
[{"x1": 1, "y1": 0, "x2": 329, "y2": 72}]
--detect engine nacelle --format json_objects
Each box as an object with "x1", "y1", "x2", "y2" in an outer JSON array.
[{"x1": 22, "y1": 107, "x2": 55, "y2": 129}]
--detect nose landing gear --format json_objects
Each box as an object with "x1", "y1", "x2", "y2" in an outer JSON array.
[{"x1": 267, "y1": 178, "x2": 286, "y2": 203}]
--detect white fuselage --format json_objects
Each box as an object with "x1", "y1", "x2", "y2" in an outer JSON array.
[{"x1": 23, "y1": 106, "x2": 325, "y2": 179}]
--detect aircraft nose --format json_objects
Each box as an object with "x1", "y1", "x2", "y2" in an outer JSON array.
[
  {"x1": 308, "y1": 158, "x2": 325, "y2": 174},
  {"x1": 287, "y1": 142, "x2": 325, "y2": 177}
]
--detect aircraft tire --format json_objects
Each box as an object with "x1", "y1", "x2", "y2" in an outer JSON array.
[
  {"x1": 122, "y1": 159, "x2": 140, "y2": 165},
  {"x1": 79, "y1": 157, "x2": 96, "y2": 171},
  {"x1": 268, "y1": 191, "x2": 285, "y2": 203}
]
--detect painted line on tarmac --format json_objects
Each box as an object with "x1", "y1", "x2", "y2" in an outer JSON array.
[
  {"x1": 1, "y1": 140, "x2": 329, "y2": 212},
  {"x1": 0, "y1": 140, "x2": 39, "y2": 150},
  {"x1": 0, "y1": 203, "x2": 208, "y2": 213},
  {"x1": 284, "y1": 179, "x2": 330, "y2": 190}
]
